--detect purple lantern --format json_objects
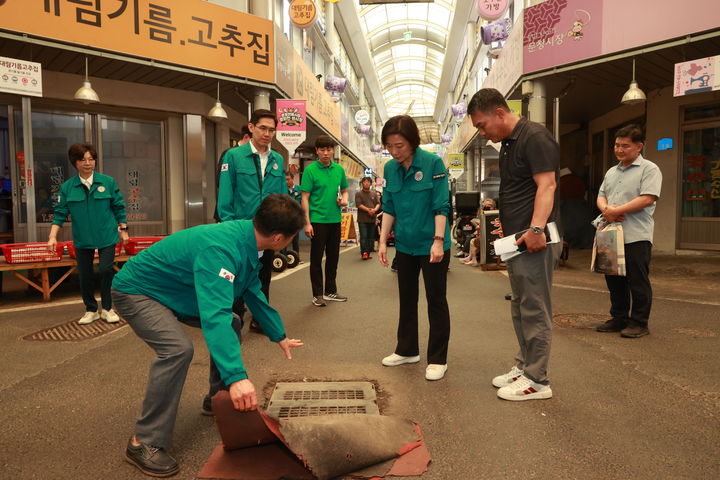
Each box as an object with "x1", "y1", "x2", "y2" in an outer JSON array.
[
  {"x1": 440, "y1": 133, "x2": 453, "y2": 144},
  {"x1": 481, "y1": 18, "x2": 512, "y2": 45},
  {"x1": 325, "y1": 76, "x2": 347, "y2": 101},
  {"x1": 451, "y1": 102, "x2": 467, "y2": 121},
  {"x1": 371, "y1": 144, "x2": 383, "y2": 153},
  {"x1": 355, "y1": 125, "x2": 371, "y2": 136}
]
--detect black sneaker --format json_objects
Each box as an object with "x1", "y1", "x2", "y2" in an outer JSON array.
[
  {"x1": 597, "y1": 318, "x2": 628, "y2": 333},
  {"x1": 323, "y1": 293, "x2": 348, "y2": 302},
  {"x1": 201, "y1": 396, "x2": 213, "y2": 416},
  {"x1": 312, "y1": 296, "x2": 327, "y2": 307},
  {"x1": 621, "y1": 324, "x2": 650, "y2": 338},
  {"x1": 125, "y1": 438, "x2": 179, "y2": 477}
]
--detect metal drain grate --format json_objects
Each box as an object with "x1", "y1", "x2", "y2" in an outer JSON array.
[
  {"x1": 22, "y1": 318, "x2": 127, "y2": 342},
  {"x1": 267, "y1": 382, "x2": 379, "y2": 419}
]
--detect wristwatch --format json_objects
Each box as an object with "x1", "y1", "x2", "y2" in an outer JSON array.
[
  {"x1": 119, "y1": 226, "x2": 129, "y2": 231},
  {"x1": 529, "y1": 226, "x2": 543, "y2": 234}
]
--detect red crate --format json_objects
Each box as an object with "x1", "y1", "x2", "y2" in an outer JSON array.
[
  {"x1": 67, "y1": 241, "x2": 123, "y2": 259},
  {"x1": 1, "y1": 242, "x2": 65, "y2": 264},
  {"x1": 124, "y1": 236, "x2": 165, "y2": 255}
]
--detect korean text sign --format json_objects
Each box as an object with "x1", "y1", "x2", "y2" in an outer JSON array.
[
  {"x1": 0, "y1": 56, "x2": 42, "y2": 97},
  {"x1": 0, "y1": 0, "x2": 274, "y2": 83},
  {"x1": 276, "y1": 99, "x2": 307, "y2": 153}
]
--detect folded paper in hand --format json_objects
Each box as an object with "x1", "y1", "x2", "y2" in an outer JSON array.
[{"x1": 493, "y1": 222, "x2": 560, "y2": 261}]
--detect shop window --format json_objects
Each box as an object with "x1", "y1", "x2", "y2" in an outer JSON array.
[
  {"x1": 681, "y1": 126, "x2": 720, "y2": 218},
  {"x1": 13, "y1": 111, "x2": 85, "y2": 224},
  {"x1": 684, "y1": 103, "x2": 720, "y2": 122},
  {"x1": 101, "y1": 118, "x2": 164, "y2": 223}
]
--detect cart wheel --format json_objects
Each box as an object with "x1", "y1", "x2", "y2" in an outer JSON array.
[
  {"x1": 284, "y1": 249, "x2": 300, "y2": 268},
  {"x1": 272, "y1": 253, "x2": 288, "y2": 272}
]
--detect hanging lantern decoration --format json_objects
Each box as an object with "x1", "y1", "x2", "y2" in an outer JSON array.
[
  {"x1": 451, "y1": 102, "x2": 467, "y2": 123},
  {"x1": 476, "y1": 0, "x2": 510, "y2": 22},
  {"x1": 371, "y1": 144, "x2": 383, "y2": 153},
  {"x1": 355, "y1": 124, "x2": 371, "y2": 136},
  {"x1": 324, "y1": 75, "x2": 347, "y2": 102},
  {"x1": 440, "y1": 133, "x2": 453, "y2": 144},
  {"x1": 481, "y1": 18, "x2": 512, "y2": 45}
]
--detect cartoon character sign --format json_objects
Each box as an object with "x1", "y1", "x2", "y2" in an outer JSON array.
[{"x1": 567, "y1": 10, "x2": 591, "y2": 40}]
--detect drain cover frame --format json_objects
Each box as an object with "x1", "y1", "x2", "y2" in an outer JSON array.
[
  {"x1": 22, "y1": 318, "x2": 127, "y2": 342},
  {"x1": 266, "y1": 381, "x2": 379, "y2": 419}
]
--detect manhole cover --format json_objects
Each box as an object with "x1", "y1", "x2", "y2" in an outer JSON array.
[
  {"x1": 553, "y1": 313, "x2": 607, "y2": 329},
  {"x1": 266, "y1": 382, "x2": 379, "y2": 419},
  {"x1": 22, "y1": 318, "x2": 127, "y2": 342}
]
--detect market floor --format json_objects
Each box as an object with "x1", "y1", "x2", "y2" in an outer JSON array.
[{"x1": 0, "y1": 244, "x2": 718, "y2": 480}]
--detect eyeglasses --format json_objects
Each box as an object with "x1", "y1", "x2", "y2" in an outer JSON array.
[{"x1": 254, "y1": 125, "x2": 276, "y2": 134}]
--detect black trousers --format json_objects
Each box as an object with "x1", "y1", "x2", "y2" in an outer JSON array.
[
  {"x1": 75, "y1": 244, "x2": 116, "y2": 312},
  {"x1": 291, "y1": 234, "x2": 300, "y2": 253},
  {"x1": 605, "y1": 241, "x2": 653, "y2": 326},
  {"x1": 394, "y1": 250, "x2": 451, "y2": 365},
  {"x1": 309, "y1": 222, "x2": 341, "y2": 297}
]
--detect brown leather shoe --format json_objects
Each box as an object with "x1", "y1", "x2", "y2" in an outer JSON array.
[
  {"x1": 596, "y1": 318, "x2": 628, "y2": 333},
  {"x1": 125, "y1": 438, "x2": 179, "y2": 477},
  {"x1": 621, "y1": 324, "x2": 650, "y2": 338}
]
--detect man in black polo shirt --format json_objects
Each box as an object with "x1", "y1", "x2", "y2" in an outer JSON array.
[{"x1": 468, "y1": 88, "x2": 561, "y2": 401}]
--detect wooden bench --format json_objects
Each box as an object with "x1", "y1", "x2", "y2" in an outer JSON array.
[{"x1": 0, "y1": 255, "x2": 131, "y2": 301}]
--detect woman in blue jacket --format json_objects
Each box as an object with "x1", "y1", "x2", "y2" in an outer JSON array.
[{"x1": 48, "y1": 143, "x2": 128, "y2": 324}]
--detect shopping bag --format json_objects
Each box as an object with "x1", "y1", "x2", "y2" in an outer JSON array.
[{"x1": 590, "y1": 223, "x2": 626, "y2": 276}]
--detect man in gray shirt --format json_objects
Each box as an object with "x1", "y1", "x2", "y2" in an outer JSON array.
[
  {"x1": 596, "y1": 124, "x2": 662, "y2": 338},
  {"x1": 354, "y1": 177, "x2": 380, "y2": 260}
]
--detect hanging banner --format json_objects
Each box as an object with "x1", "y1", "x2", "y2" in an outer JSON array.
[
  {"x1": 289, "y1": 0, "x2": 318, "y2": 29},
  {"x1": 0, "y1": 56, "x2": 42, "y2": 97},
  {"x1": 673, "y1": 56, "x2": 720, "y2": 97},
  {"x1": 448, "y1": 153, "x2": 464, "y2": 179},
  {"x1": 276, "y1": 99, "x2": 307, "y2": 153}
]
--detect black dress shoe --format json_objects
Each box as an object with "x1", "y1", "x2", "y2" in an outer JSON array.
[
  {"x1": 621, "y1": 324, "x2": 650, "y2": 338},
  {"x1": 125, "y1": 438, "x2": 179, "y2": 477},
  {"x1": 596, "y1": 318, "x2": 628, "y2": 333}
]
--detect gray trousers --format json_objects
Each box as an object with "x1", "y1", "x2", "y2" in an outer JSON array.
[
  {"x1": 111, "y1": 288, "x2": 194, "y2": 448},
  {"x1": 505, "y1": 243, "x2": 561, "y2": 385}
]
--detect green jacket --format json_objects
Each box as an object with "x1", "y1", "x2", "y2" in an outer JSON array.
[
  {"x1": 382, "y1": 149, "x2": 451, "y2": 255},
  {"x1": 52, "y1": 173, "x2": 126, "y2": 249},
  {"x1": 216, "y1": 142, "x2": 286, "y2": 221},
  {"x1": 112, "y1": 220, "x2": 286, "y2": 385}
]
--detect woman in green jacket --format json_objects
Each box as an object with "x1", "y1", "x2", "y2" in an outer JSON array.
[
  {"x1": 378, "y1": 115, "x2": 452, "y2": 381},
  {"x1": 48, "y1": 143, "x2": 128, "y2": 324}
]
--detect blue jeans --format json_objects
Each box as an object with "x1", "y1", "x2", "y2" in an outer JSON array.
[{"x1": 358, "y1": 222, "x2": 376, "y2": 255}]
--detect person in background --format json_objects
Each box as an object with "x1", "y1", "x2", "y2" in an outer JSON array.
[
  {"x1": 213, "y1": 125, "x2": 251, "y2": 223},
  {"x1": 301, "y1": 135, "x2": 349, "y2": 307},
  {"x1": 286, "y1": 172, "x2": 302, "y2": 255},
  {"x1": 378, "y1": 115, "x2": 452, "y2": 382},
  {"x1": 355, "y1": 176, "x2": 381, "y2": 260},
  {"x1": 459, "y1": 198, "x2": 497, "y2": 266},
  {"x1": 48, "y1": 142, "x2": 128, "y2": 325},
  {"x1": 112, "y1": 194, "x2": 304, "y2": 478},
  {"x1": 596, "y1": 124, "x2": 661, "y2": 338},
  {"x1": 468, "y1": 88, "x2": 561, "y2": 401}
]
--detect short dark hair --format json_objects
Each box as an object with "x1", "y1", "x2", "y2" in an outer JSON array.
[
  {"x1": 615, "y1": 124, "x2": 645, "y2": 144},
  {"x1": 314, "y1": 135, "x2": 335, "y2": 149},
  {"x1": 68, "y1": 142, "x2": 97, "y2": 169},
  {"x1": 240, "y1": 125, "x2": 251, "y2": 138},
  {"x1": 250, "y1": 109, "x2": 276, "y2": 127},
  {"x1": 467, "y1": 88, "x2": 510, "y2": 116},
  {"x1": 254, "y1": 194, "x2": 305, "y2": 237},
  {"x1": 381, "y1": 115, "x2": 420, "y2": 151},
  {"x1": 361, "y1": 177, "x2": 372, "y2": 185}
]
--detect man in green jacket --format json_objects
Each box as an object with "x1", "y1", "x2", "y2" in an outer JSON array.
[
  {"x1": 216, "y1": 109, "x2": 285, "y2": 329},
  {"x1": 112, "y1": 194, "x2": 305, "y2": 478}
]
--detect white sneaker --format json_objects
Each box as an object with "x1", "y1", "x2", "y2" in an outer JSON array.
[
  {"x1": 492, "y1": 365, "x2": 524, "y2": 388},
  {"x1": 425, "y1": 364, "x2": 448, "y2": 381},
  {"x1": 497, "y1": 375, "x2": 552, "y2": 401},
  {"x1": 382, "y1": 353, "x2": 420, "y2": 367},
  {"x1": 78, "y1": 311, "x2": 100, "y2": 325},
  {"x1": 101, "y1": 309, "x2": 121, "y2": 323}
]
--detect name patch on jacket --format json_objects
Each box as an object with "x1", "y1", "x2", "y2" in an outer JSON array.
[
  {"x1": 221, "y1": 163, "x2": 229, "y2": 172},
  {"x1": 432, "y1": 173, "x2": 446, "y2": 179},
  {"x1": 218, "y1": 268, "x2": 235, "y2": 283}
]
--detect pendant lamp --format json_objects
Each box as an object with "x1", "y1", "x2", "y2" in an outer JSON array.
[
  {"x1": 74, "y1": 57, "x2": 100, "y2": 104},
  {"x1": 208, "y1": 82, "x2": 228, "y2": 120},
  {"x1": 621, "y1": 58, "x2": 646, "y2": 105}
]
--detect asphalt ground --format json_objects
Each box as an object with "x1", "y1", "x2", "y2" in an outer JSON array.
[{"x1": 1, "y1": 243, "x2": 718, "y2": 479}]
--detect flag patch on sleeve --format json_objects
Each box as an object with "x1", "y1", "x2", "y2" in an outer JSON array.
[
  {"x1": 220, "y1": 163, "x2": 229, "y2": 172},
  {"x1": 219, "y1": 268, "x2": 235, "y2": 283}
]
